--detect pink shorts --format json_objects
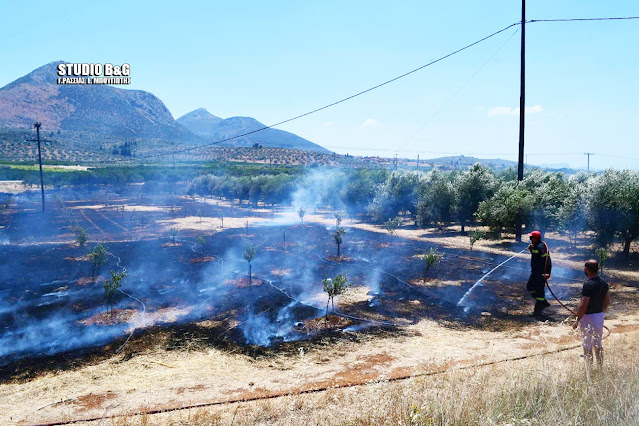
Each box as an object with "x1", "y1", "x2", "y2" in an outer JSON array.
[{"x1": 578, "y1": 312, "x2": 604, "y2": 352}]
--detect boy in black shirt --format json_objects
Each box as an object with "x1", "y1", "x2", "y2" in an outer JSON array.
[{"x1": 572, "y1": 259, "x2": 610, "y2": 366}]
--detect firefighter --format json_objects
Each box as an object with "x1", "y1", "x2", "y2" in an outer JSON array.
[{"x1": 527, "y1": 230, "x2": 552, "y2": 316}]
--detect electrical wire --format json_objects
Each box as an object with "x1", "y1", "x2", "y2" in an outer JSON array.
[
  {"x1": 121, "y1": 22, "x2": 522, "y2": 162},
  {"x1": 27, "y1": 15, "x2": 639, "y2": 165}
]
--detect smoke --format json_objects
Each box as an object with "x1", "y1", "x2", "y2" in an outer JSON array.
[
  {"x1": 1, "y1": 167, "x2": 592, "y2": 366},
  {"x1": 290, "y1": 169, "x2": 345, "y2": 213}
]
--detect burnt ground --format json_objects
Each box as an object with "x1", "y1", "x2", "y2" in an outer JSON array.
[{"x1": 0, "y1": 186, "x2": 635, "y2": 382}]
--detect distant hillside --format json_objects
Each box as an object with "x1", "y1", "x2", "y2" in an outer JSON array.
[
  {"x1": 176, "y1": 108, "x2": 223, "y2": 137},
  {"x1": 177, "y1": 109, "x2": 331, "y2": 154},
  {"x1": 0, "y1": 61, "x2": 196, "y2": 143}
]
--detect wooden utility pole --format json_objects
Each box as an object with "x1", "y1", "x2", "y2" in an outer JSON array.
[
  {"x1": 34, "y1": 122, "x2": 46, "y2": 212},
  {"x1": 584, "y1": 152, "x2": 594, "y2": 171},
  {"x1": 416, "y1": 154, "x2": 419, "y2": 170},
  {"x1": 516, "y1": 0, "x2": 526, "y2": 241}
]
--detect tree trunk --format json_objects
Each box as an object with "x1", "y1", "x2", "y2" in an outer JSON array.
[
  {"x1": 623, "y1": 236, "x2": 632, "y2": 259},
  {"x1": 461, "y1": 223, "x2": 465, "y2": 234},
  {"x1": 337, "y1": 243, "x2": 340, "y2": 257},
  {"x1": 331, "y1": 297, "x2": 335, "y2": 314},
  {"x1": 325, "y1": 298, "x2": 330, "y2": 327},
  {"x1": 248, "y1": 263, "x2": 252, "y2": 286}
]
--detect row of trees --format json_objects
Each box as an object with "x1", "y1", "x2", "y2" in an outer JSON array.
[
  {"x1": 187, "y1": 173, "x2": 297, "y2": 206},
  {"x1": 365, "y1": 166, "x2": 639, "y2": 258},
  {"x1": 185, "y1": 165, "x2": 639, "y2": 258}
]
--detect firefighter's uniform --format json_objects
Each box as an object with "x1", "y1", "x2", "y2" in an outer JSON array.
[{"x1": 527, "y1": 240, "x2": 552, "y2": 315}]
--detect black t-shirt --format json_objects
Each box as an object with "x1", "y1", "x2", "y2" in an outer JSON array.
[{"x1": 582, "y1": 276, "x2": 609, "y2": 314}]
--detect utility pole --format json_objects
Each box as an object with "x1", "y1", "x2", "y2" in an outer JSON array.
[
  {"x1": 33, "y1": 122, "x2": 46, "y2": 212},
  {"x1": 394, "y1": 154, "x2": 398, "y2": 170},
  {"x1": 416, "y1": 154, "x2": 419, "y2": 170},
  {"x1": 584, "y1": 152, "x2": 594, "y2": 172},
  {"x1": 516, "y1": 0, "x2": 526, "y2": 242}
]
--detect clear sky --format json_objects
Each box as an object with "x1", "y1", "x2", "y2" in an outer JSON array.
[{"x1": 1, "y1": 1, "x2": 637, "y2": 170}]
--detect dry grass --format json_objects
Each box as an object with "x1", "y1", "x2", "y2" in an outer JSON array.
[{"x1": 103, "y1": 332, "x2": 639, "y2": 425}]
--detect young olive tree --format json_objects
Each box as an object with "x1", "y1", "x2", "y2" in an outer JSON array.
[
  {"x1": 104, "y1": 268, "x2": 126, "y2": 319},
  {"x1": 383, "y1": 217, "x2": 402, "y2": 235},
  {"x1": 73, "y1": 225, "x2": 88, "y2": 246},
  {"x1": 243, "y1": 245, "x2": 258, "y2": 285},
  {"x1": 298, "y1": 207, "x2": 306, "y2": 223},
  {"x1": 333, "y1": 227, "x2": 346, "y2": 257},
  {"x1": 468, "y1": 230, "x2": 485, "y2": 251},
  {"x1": 421, "y1": 247, "x2": 442, "y2": 277},
  {"x1": 595, "y1": 247, "x2": 609, "y2": 276},
  {"x1": 322, "y1": 273, "x2": 351, "y2": 327},
  {"x1": 169, "y1": 227, "x2": 178, "y2": 244},
  {"x1": 88, "y1": 243, "x2": 108, "y2": 281}
]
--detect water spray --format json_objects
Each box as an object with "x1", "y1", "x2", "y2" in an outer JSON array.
[{"x1": 457, "y1": 247, "x2": 528, "y2": 312}]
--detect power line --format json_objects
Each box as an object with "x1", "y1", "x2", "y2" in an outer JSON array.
[
  {"x1": 86, "y1": 15, "x2": 639, "y2": 164},
  {"x1": 132, "y1": 22, "x2": 522, "y2": 161},
  {"x1": 528, "y1": 16, "x2": 639, "y2": 23}
]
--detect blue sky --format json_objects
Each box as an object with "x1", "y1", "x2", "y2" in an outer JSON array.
[{"x1": 1, "y1": 1, "x2": 637, "y2": 170}]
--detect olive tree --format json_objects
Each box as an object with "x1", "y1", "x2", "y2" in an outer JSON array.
[
  {"x1": 322, "y1": 273, "x2": 351, "y2": 327},
  {"x1": 476, "y1": 182, "x2": 534, "y2": 239},
  {"x1": 243, "y1": 245, "x2": 258, "y2": 285},
  {"x1": 587, "y1": 170, "x2": 639, "y2": 259},
  {"x1": 88, "y1": 243, "x2": 108, "y2": 281},
  {"x1": 454, "y1": 164, "x2": 496, "y2": 233},
  {"x1": 421, "y1": 247, "x2": 442, "y2": 277},
  {"x1": 383, "y1": 217, "x2": 402, "y2": 235},
  {"x1": 333, "y1": 227, "x2": 345, "y2": 257},
  {"x1": 73, "y1": 225, "x2": 88, "y2": 246},
  {"x1": 104, "y1": 268, "x2": 126, "y2": 319}
]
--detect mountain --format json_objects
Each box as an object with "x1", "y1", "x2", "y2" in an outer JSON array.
[
  {"x1": 176, "y1": 108, "x2": 223, "y2": 136},
  {"x1": 0, "y1": 62, "x2": 331, "y2": 156},
  {"x1": 177, "y1": 109, "x2": 331, "y2": 153},
  {"x1": 0, "y1": 61, "x2": 196, "y2": 141}
]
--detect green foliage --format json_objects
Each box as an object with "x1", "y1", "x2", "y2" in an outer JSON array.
[
  {"x1": 468, "y1": 230, "x2": 486, "y2": 250},
  {"x1": 104, "y1": 268, "x2": 126, "y2": 316},
  {"x1": 197, "y1": 236, "x2": 206, "y2": 247},
  {"x1": 595, "y1": 247, "x2": 609, "y2": 275},
  {"x1": 421, "y1": 248, "x2": 442, "y2": 276},
  {"x1": 243, "y1": 245, "x2": 257, "y2": 263},
  {"x1": 416, "y1": 171, "x2": 456, "y2": 228},
  {"x1": 523, "y1": 171, "x2": 571, "y2": 235},
  {"x1": 383, "y1": 217, "x2": 402, "y2": 235},
  {"x1": 454, "y1": 164, "x2": 497, "y2": 232},
  {"x1": 476, "y1": 182, "x2": 534, "y2": 236},
  {"x1": 586, "y1": 170, "x2": 639, "y2": 258},
  {"x1": 367, "y1": 171, "x2": 421, "y2": 222},
  {"x1": 88, "y1": 243, "x2": 107, "y2": 279},
  {"x1": 558, "y1": 178, "x2": 588, "y2": 248},
  {"x1": 334, "y1": 211, "x2": 343, "y2": 227},
  {"x1": 322, "y1": 273, "x2": 351, "y2": 323},
  {"x1": 243, "y1": 245, "x2": 258, "y2": 285},
  {"x1": 72, "y1": 225, "x2": 88, "y2": 246}
]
